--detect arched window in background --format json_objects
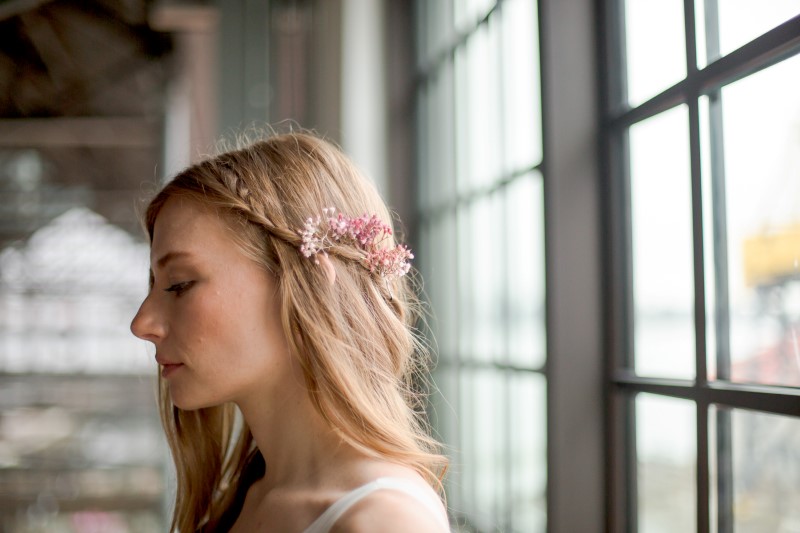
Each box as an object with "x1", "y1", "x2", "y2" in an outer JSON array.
[{"x1": 0, "y1": 208, "x2": 165, "y2": 532}]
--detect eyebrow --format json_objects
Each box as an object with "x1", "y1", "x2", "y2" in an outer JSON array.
[{"x1": 155, "y1": 250, "x2": 194, "y2": 269}]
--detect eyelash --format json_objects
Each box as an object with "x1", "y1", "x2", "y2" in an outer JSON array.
[{"x1": 164, "y1": 281, "x2": 194, "y2": 297}]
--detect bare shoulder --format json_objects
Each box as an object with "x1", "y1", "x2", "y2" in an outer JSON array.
[{"x1": 331, "y1": 488, "x2": 449, "y2": 533}]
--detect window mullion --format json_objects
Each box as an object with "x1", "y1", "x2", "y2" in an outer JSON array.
[
  {"x1": 701, "y1": 1, "x2": 735, "y2": 531},
  {"x1": 704, "y1": 0, "x2": 731, "y2": 388},
  {"x1": 626, "y1": 393, "x2": 639, "y2": 533},
  {"x1": 685, "y1": 0, "x2": 705, "y2": 389},
  {"x1": 604, "y1": 0, "x2": 634, "y2": 529},
  {"x1": 689, "y1": 97, "x2": 711, "y2": 533},
  {"x1": 684, "y1": 2, "x2": 710, "y2": 532}
]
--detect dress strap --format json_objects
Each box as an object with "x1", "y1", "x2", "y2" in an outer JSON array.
[{"x1": 302, "y1": 477, "x2": 449, "y2": 533}]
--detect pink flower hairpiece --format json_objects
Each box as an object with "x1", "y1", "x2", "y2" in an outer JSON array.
[{"x1": 299, "y1": 207, "x2": 413, "y2": 280}]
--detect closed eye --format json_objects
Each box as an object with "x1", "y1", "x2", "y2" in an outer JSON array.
[{"x1": 164, "y1": 281, "x2": 194, "y2": 297}]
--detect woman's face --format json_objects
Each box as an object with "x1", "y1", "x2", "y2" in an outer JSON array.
[{"x1": 131, "y1": 196, "x2": 293, "y2": 410}]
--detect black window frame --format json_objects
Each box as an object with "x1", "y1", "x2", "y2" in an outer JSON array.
[{"x1": 601, "y1": 3, "x2": 800, "y2": 532}]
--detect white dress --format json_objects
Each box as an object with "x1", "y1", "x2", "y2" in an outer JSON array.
[{"x1": 302, "y1": 477, "x2": 451, "y2": 533}]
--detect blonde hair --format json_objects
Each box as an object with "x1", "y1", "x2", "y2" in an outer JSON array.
[{"x1": 143, "y1": 132, "x2": 446, "y2": 532}]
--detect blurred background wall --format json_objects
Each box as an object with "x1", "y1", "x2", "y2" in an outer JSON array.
[{"x1": 1, "y1": 1, "x2": 799, "y2": 533}]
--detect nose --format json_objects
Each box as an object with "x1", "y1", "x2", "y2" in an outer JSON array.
[{"x1": 130, "y1": 293, "x2": 166, "y2": 343}]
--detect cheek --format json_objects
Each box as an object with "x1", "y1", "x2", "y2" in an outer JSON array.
[
  {"x1": 177, "y1": 293, "x2": 224, "y2": 351},
  {"x1": 204, "y1": 289, "x2": 285, "y2": 360},
  {"x1": 191, "y1": 296, "x2": 221, "y2": 330},
  {"x1": 239, "y1": 295, "x2": 292, "y2": 371}
]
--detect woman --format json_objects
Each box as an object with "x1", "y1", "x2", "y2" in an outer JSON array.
[{"x1": 130, "y1": 132, "x2": 449, "y2": 532}]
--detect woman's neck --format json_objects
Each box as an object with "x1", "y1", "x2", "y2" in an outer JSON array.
[{"x1": 234, "y1": 378, "x2": 364, "y2": 492}]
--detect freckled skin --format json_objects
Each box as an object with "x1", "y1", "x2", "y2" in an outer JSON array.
[{"x1": 131, "y1": 197, "x2": 294, "y2": 411}]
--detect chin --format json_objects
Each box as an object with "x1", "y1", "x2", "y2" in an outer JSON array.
[{"x1": 168, "y1": 386, "x2": 222, "y2": 411}]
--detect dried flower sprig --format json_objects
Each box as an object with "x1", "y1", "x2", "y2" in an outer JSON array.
[{"x1": 299, "y1": 207, "x2": 413, "y2": 279}]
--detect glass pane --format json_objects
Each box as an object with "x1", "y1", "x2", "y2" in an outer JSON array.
[
  {"x1": 463, "y1": 21, "x2": 502, "y2": 192},
  {"x1": 624, "y1": 0, "x2": 687, "y2": 106},
  {"x1": 710, "y1": 406, "x2": 800, "y2": 532},
  {"x1": 697, "y1": 0, "x2": 800, "y2": 67},
  {"x1": 421, "y1": 64, "x2": 456, "y2": 211},
  {"x1": 420, "y1": 0, "x2": 455, "y2": 69},
  {"x1": 509, "y1": 372, "x2": 546, "y2": 533},
  {"x1": 457, "y1": 368, "x2": 507, "y2": 530},
  {"x1": 465, "y1": 193, "x2": 504, "y2": 362},
  {"x1": 454, "y1": 45, "x2": 470, "y2": 193},
  {"x1": 423, "y1": 75, "x2": 440, "y2": 210},
  {"x1": 629, "y1": 105, "x2": 695, "y2": 379},
  {"x1": 430, "y1": 367, "x2": 461, "y2": 512},
  {"x1": 414, "y1": 0, "x2": 427, "y2": 69},
  {"x1": 454, "y1": 0, "x2": 495, "y2": 31},
  {"x1": 440, "y1": 62, "x2": 458, "y2": 206},
  {"x1": 505, "y1": 173, "x2": 546, "y2": 369},
  {"x1": 454, "y1": 367, "x2": 476, "y2": 529},
  {"x1": 416, "y1": 84, "x2": 431, "y2": 210},
  {"x1": 429, "y1": 214, "x2": 459, "y2": 360},
  {"x1": 422, "y1": 213, "x2": 458, "y2": 362},
  {"x1": 636, "y1": 393, "x2": 697, "y2": 533},
  {"x1": 501, "y1": 0, "x2": 542, "y2": 172},
  {"x1": 707, "y1": 54, "x2": 800, "y2": 387},
  {"x1": 456, "y1": 204, "x2": 473, "y2": 359}
]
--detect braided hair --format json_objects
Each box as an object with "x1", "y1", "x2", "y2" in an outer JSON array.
[{"x1": 143, "y1": 132, "x2": 446, "y2": 533}]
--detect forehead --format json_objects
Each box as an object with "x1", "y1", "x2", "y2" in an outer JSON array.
[{"x1": 150, "y1": 196, "x2": 234, "y2": 261}]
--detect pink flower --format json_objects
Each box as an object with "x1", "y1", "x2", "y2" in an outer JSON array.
[{"x1": 298, "y1": 207, "x2": 412, "y2": 279}]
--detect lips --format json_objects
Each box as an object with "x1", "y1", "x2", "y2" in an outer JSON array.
[
  {"x1": 161, "y1": 363, "x2": 183, "y2": 379},
  {"x1": 155, "y1": 356, "x2": 184, "y2": 379}
]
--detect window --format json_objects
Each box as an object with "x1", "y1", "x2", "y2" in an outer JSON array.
[
  {"x1": 0, "y1": 204, "x2": 166, "y2": 531},
  {"x1": 604, "y1": 2, "x2": 800, "y2": 531},
  {"x1": 414, "y1": 0, "x2": 545, "y2": 530}
]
